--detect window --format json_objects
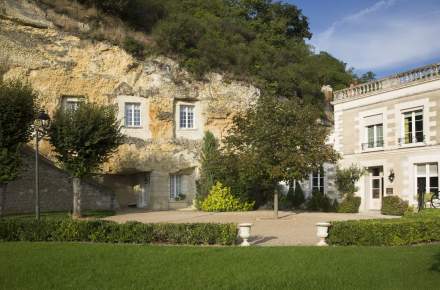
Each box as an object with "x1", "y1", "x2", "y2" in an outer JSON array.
[
  {"x1": 402, "y1": 109, "x2": 424, "y2": 144},
  {"x1": 62, "y1": 96, "x2": 84, "y2": 111},
  {"x1": 362, "y1": 114, "x2": 384, "y2": 150},
  {"x1": 125, "y1": 103, "x2": 141, "y2": 127},
  {"x1": 312, "y1": 167, "x2": 325, "y2": 193},
  {"x1": 365, "y1": 124, "x2": 384, "y2": 149},
  {"x1": 170, "y1": 174, "x2": 182, "y2": 199},
  {"x1": 179, "y1": 105, "x2": 194, "y2": 129},
  {"x1": 416, "y1": 163, "x2": 438, "y2": 195}
]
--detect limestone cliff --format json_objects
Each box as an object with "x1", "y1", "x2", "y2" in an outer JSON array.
[{"x1": 0, "y1": 0, "x2": 259, "y2": 175}]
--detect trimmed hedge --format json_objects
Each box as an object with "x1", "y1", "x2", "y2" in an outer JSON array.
[
  {"x1": 337, "y1": 196, "x2": 361, "y2": 213},
  {"x1": 381, "y1": 196, "x2": 408, "y2": 216},
  {"x1": 328, "y1": 217, "x2": 440, "y2": 246},
  {"x1": 0, "y1": 219, "x2": 237, "y2": 246}
]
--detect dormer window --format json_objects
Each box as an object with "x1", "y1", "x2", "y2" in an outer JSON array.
[
  {"x1": 179, "y1": 105, "x2": 194, "y2": 129},
  {"x1": 125, "y1": 102, "x2": 141, "y2": 127}
]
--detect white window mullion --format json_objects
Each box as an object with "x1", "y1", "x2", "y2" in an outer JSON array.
[
  {"x1": 373, "y1": 125, "x2": 377, "y2": 147},
  {"x1": 412, "y1": 112, "x2": 416, "y2": 143}
]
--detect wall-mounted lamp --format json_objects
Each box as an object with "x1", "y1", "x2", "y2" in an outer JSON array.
[{"x1": 388, "y1": 169, "x2": 395, "y2": 183}]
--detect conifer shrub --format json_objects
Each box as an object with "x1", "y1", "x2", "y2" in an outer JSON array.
[{"x1": 291, "y1": 182, "x2": 305, "y2": 208}]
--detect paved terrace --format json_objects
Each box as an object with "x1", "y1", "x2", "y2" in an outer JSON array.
[{"x1": 106, "y1": 210, "x2": 398, "y2": 246}]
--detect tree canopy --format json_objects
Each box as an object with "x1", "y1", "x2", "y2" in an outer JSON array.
[
  {"x1": 225, "y1": 95, "x2": 339, "y2": 185},
  {"x1": 48, "y1": 103, "x2": 124, "y2": 178},
  {"x1": 0, "y1": 80, "x2": 36, "y2": 183}
]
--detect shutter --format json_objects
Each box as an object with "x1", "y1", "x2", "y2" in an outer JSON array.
[{"x1": 364, "y1": 114, "x2": 383, "y2": 126}]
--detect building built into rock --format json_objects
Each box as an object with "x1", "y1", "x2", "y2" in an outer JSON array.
[{"x1": 0, "y1": 0, "x2": 258, "y2": 212}]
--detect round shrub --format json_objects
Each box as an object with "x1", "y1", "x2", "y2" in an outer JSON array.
[
  {"x1": 337, "y1": 196, "x2": 361, "y2": 213},
  {"x1": 201, "y1": 182, "x2": 254, "y2": 212},
  {"x1": 381, "y1": 196, "x2": 409, "y2": 216}
]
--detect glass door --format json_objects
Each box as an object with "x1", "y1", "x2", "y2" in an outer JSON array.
[
  {"x1": 416, "y1": 163, "x2": 438, "y2": 208},
  {"x1": 370, "y1": 167, "x2": 383, "y2": 210}
]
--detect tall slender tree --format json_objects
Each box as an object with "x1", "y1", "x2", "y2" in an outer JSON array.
[
  {"x1": 197, "y1": 131, "x2": 220, "y2": 202},
  {"x1": 48, "y1": 103, "x2": 123, "y2": 218},
  {"x1": 0, "y1": 80, "x2": 36, "y2": 216}
]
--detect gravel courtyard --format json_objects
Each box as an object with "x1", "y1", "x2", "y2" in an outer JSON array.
[{"x1": 106, "y1": 210, "x2": 397, "y2": 246}]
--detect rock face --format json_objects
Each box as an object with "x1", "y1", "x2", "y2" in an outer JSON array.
[{"x1": 0, "y1": 0, "x2": 259, "y2": 210}]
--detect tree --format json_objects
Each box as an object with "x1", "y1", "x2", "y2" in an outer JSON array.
[
  {"x1": 357, "y1": 71, "x2": 376, "y2": 84},
  {"x1": 335, "y1": 164, "x2": 365, "y2": 198},
  {"x1": 225, "y1": 96, "x2": 339, "y2": 218},
  {"x1": 197, "y1": 131, "x2": 221, "y2": 203},
  {"x1": 153, "y1": 0, "x2": 354, "y2": 101},
  {"x1": 48, "y1": 103, "x2": 123, "y2": 218},
  {"x1": 0, "y1": 80, "x2": 36, "y2": 216}
]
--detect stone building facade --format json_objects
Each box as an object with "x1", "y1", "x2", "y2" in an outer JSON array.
[
  {"x1": 332, "y1": 63, "x2": 440, "y2": 211},
  {"x1": 0, "y1": 0, "x2": 258, "y2": 211},
  {"x1": 3, "y1": 149, "x2": 116, "y2": 215}
]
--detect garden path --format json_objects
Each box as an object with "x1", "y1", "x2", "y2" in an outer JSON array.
[{"x1": 105, "y1": 210, "x2": 397, "y2": 246}]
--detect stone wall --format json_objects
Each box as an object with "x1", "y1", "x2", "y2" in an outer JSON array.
[{"x1": 2, "y1": 148, "x2": 117, "y2": 215}]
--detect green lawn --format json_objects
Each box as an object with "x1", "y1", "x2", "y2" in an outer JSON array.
[{"x1": 1, "y1": 243, "x2": 439, "y2": 290}]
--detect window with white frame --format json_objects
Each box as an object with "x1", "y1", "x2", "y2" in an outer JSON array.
[
  {"x1": 179, "y1": 105, "x2": 194, "y2": 129},
  {"x1": 416, "y1": 163, "x2": 438, "y2": 195},
  {"x1": 63, "y1": 96, "x2": 84, "y2": 111},
  {"x1": 363, "y1": 114, "x2": 383, "y2": 150},
  {"x1": 402, "y1": 109, "x2": 424, "y2": 144},
  {"x1": 366, "y1": 124, "x2": 384, "y2": 149},
  {"x1": 169, "y1": 174, "x2": 182, "y2": 199},
  {"x1": 125, "y1": 102, "x2": 141, "y2": 127},
  {"x1": 312, "y1": 167, "x2": 325, "y2": 194}
]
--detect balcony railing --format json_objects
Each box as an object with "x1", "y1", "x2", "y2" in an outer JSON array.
[
  {"x1": 398, "y1": 134, "x2": 426, "y2": 146},
  {"x1": 361, "y1": 139, "x2": 384, "y2": 151},
  {"x1": 334, "y1": 63, "x2": 440, "y2": 102}
]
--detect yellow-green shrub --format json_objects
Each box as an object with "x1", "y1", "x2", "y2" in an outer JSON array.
[{"x1": 201, "y1": 182, "x2": 254, "y2": 212}]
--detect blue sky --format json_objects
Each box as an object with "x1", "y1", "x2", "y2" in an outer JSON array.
[{"x1": 287, "y1": 0, "x2": 440, "y2": 78}]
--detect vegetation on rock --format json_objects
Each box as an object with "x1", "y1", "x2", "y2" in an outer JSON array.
[{"x1": 70, "y1": 0, "x2": 355, "y2": 107}]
